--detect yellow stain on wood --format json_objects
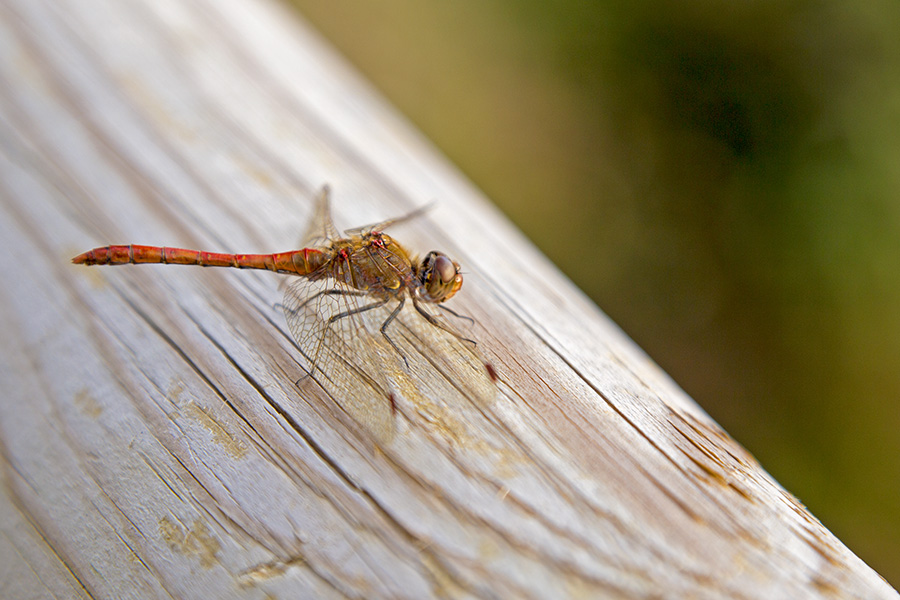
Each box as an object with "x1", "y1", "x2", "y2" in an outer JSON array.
[
  {"x1": 237, "y1": 557, "x2": 307, "y2": 587},
  {"x1": 73, "y1": 388, "x2": 103, "y2": 418},
  {"x1": 158, "y1": 515, "x2": 221, "y2": 569},
  {"x1": 180, "y1": 402, "x2": 248, "y2": 460}
]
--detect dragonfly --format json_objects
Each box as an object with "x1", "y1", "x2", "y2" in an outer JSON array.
[{"x1": 72, "y1": 186, "x2": 494, "y2": 442}]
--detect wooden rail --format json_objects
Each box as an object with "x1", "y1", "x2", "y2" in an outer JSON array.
[{"x1": 0, "y1": 0, "x2": 895, "y2": 597}]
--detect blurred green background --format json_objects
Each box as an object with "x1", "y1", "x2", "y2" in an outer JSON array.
[{"x1": 288, "y1": 0, "x2": 900, "y2": 585}]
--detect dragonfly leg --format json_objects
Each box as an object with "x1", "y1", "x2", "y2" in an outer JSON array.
[
  {"x1": 413, "y1": 298, "x2": 477, "y2": 347},
  {"x1": 283, "y1": 288, "x2": 378, "y2": 378},
  {"x1": 325, "y1": 295, "x2": 390, "y2": 325},
  {"x1": 437, "y1": 303, "x2": 475, "y2": 325},
  {"x1": 322, "y1": 294, "x2": 410, "y2": 369},
  {"x1": 378, "y1": 297, "x2": 409, "y2": 369},
  {"x1": 292, "y1": 288, "x2": 369, "y2": 313}
]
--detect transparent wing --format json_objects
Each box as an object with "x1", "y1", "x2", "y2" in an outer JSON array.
[
  {"x1": 343, "y1": 202, "x2": 435, "y2": 237},
  {"x1": 281, "y1": 275, "x2": 497, "y2": 445},
  {"x1": 392, "y1": 302, "x2": 497, "y2": 409},
  {"x1": 281, "y1": 276, "x2": 402, "y2": 442},
  {"x1": 301, "y1": 185, "x2": 341, "y2": 248}
]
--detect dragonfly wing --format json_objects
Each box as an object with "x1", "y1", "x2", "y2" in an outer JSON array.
[
  {"x1": 282, "y1": 276, "x2": 398, "y2": 442},
  {"x1": 301, "y1": 185, "x2": 341, "y2": 248},
  {"x1": 390, "y1": 302, "x2": 496, "y2": 409},
  {"x1": 344, "y1": 202, "x2": 435, "y2": 237}
]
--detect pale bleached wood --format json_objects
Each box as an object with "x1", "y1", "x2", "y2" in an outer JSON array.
[{"x1": 0, "y1": 0, "x2": 895, "y2": 598}]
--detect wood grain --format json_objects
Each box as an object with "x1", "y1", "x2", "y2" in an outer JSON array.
[{"x1": 0, "y1": 0, "x2": 895, "y2": 598}]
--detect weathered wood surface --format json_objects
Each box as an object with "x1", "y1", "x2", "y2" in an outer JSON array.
[{"x1": 0, "y1": 0, "x2": 895, "y2": 598}]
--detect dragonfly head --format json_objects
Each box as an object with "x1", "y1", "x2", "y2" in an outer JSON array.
[{"x1": 417, "y1": 251, "x2": 463, "y2": 303}]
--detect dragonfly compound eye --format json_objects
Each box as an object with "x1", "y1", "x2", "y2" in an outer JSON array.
[{"x1": 420, "y1": 251, "x2": 463, "y2": 302}]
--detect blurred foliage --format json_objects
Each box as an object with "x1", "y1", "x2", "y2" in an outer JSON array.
[{"x1": 289, "y1": 0, "x2": 900, "y2": 584}]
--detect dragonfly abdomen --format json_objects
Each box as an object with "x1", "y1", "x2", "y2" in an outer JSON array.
[{"x1": 72, "y1": 244, "x2": 325, "y2": 276}]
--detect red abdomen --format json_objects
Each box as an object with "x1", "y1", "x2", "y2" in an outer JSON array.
[{"x1": 72, "y1": 244, "x2": 325, "y2": 275}]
